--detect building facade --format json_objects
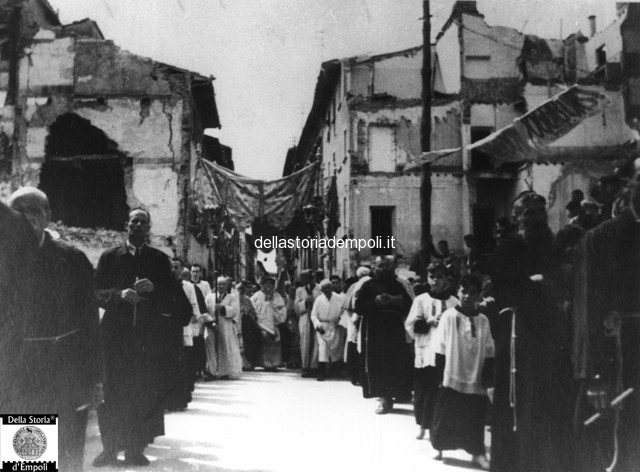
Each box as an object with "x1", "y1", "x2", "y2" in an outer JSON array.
[
  {"x1": 287, "y1": 1, "x2": 640, "y2": 278},
  {"x1": 0, "y1": 0, "x2": 228, "y2": 265}
]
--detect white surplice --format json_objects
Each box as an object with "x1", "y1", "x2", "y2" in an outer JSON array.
[
  {"x1": 311, "y1": 292, "x2": 346, "y2": 362},
  {"x1": 204, "y1": 291, "x2": 242, "y2": 377}
]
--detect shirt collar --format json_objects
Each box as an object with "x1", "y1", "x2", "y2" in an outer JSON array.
[{"x1": 125, "y1": 239, "x2": 145, "y2": 256}]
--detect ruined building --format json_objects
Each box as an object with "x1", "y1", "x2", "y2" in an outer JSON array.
[
  {"x1": 0, "y1": 0, "x2": 229, "y2": 263},
  {"x1": 286, "y1": 1, "x2": 640, "y2": 277}
]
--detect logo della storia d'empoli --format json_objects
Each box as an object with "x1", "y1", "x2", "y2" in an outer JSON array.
[{"x1": 12, "y1": 426, "x2": 47, "y2": 460}]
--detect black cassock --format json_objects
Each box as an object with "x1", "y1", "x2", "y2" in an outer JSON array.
[
  {"x1": 490, "y1": 232, "x2": 575, "y2": 472},
  {"x1": 573, "y1": 208, "x2": 640, "y2": 472},
  {"x1": 95, "y1": 244, "x2": 189, "y2": 452},
  {"x1": 355, "y1": 275, "x2": 413, "y2": 400},
  {"x1": 0, "y1": 203, "x2": 101, "y2": 471},
  {"x1": 0, "y1": 203, "x2": 36, "y2": 412}
]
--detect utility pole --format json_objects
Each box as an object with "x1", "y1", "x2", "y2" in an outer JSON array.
[
  {"x1": 7, "y1": 0, "x2": 23, "y2": 172},
  {"x1": 420, "y1": 0, "x2": 432, "y2": 248}
]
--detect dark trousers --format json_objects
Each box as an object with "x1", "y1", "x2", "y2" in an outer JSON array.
[
  {"x1": 414, "y1": 367, "x2": 439, "y2": 429},
  {"x1": 346, "y1": 342, "x2": 360, "y2": 385},
  {"x1": 59, "y1": 409, "x2": 88, "y2": 472},
  {"x1": 192, "y1": 335, "x2": 206, "y2": 375},
  {"x1": 278, "y1": 324, "x2": 292, "y2": 366}
]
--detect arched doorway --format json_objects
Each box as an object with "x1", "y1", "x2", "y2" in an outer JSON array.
[{"x1": 39, "y1": 113, "x2": 130, "y2": 230}]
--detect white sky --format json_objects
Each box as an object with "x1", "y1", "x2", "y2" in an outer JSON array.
[{"x1": 49, "y1": 0, "x2": 618, "y2": 179}]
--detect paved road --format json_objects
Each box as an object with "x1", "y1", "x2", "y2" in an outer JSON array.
[{"x1": 84, "y1": 371, "x2": 487, "y2": 471}]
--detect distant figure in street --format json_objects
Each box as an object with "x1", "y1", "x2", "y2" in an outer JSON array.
[
  {"x1": 204, "y1": 276, "x2": 242, "y2": 379},
  {"x1": 190, "y1": 264, "x2": 213, "y2": 379},
  {"x1": 341, "y1": 270, "x2": 370, "y2": 385},
  {"x1": 283, "y1": 280, "x2": 301, "y2": 368},
  {"x1": 237, "y1": 281, "x2": 261, "y2": 370},
  {"x1": 436, "y1": 240, "x2": 451, "y2": 260},
  {"x1": 463, "y1": 234, "x2": 482, "y2": 271},
  {"x1": 405, "y1": 262, "x2": 457, "y2": 440},
  {"x1": 9, "y1": 187, "x2": 101, "y2": 472},
  {"x1": 311, "y1": 279, "x2": 346, "y2": 381},
  {"x1": 251, "y1": 277, "x2": 288, "y2": 371},
  {"x1": 93, "y1": 208, "x2": 189, "y2": 467},
  {"x1": 169, "y1": 258, "x2": 200, "y2": 410},
  {"x1": 430, "y1": 275, "x2": 494, "y2": 470},
  {"x1": 330, "y1": 274, "x2": 344, "y2": 294},
  {"x1": 294, "y1": 270, "x2": 321, "y2": 377},
  {"x1": 355, "y1": 256, "x2": 413, "y2": 414}
]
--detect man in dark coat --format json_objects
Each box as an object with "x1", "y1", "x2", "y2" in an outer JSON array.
[
  {"x1": 572, "y1": 159, "x2": 640, "y2": 472},
  {"x1": 355, "y1": 255, "x2": 413, "y2": 414},
  {"x1": 489, "y1": 194, "x2": 575, "y2": 472},
  {"x1": 93, "y1": 208, "x2": 189, "y2": 467},
  {"x1": 0, "y1": 201, "x2": 37, "y2": 413},
  {"x1": 8, "y1": 187, "x2": 101, "y2": 472}
]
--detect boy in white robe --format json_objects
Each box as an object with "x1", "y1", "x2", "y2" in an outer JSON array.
[
  {"x1": 430, "y1": 275, "x2": 494, "y2": 470},
  {"x1": 405, "y1": 262, "x2": 458, "y2": 439},
  {"x1": 311, "y1": 279, "x2": 346, "y2": 381}
]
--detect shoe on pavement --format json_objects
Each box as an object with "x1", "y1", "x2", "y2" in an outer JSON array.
[
  {"x1": 472, "y1": 455, "x2": 490, "y2": 470},
  {"x1": 416, "y1": 427, "x2": 425, "y2": 440},
  {"x1": 124, "y1": 451, "x2": 150, "y2": 467},
  {"x1": 434, "y1": 451, "x2": 443, "y2": 461},
  {"x1": 92, "y1": 450, "x2": 118, "y2": 468}
]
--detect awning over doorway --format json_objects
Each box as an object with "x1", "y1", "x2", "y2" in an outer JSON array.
[
  {"x1": 407, "y1": 85, "x2": 611, "y2": 170},
  {"x1": 192, "y1": 159, "x2": 320, "y2": 231}
]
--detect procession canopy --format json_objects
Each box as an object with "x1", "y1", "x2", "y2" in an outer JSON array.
[
  {"x1": 409, "y1": 85, "x2": 612, "y2": 170},
  {"x1": 192, "y1": 159, "x2": 321, "y2": 231}
]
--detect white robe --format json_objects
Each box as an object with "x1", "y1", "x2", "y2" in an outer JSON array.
[
  {"x1": 405, "y1": 293, "x2": 458, "y2": 368},
  {"x1": 436, "y1": 308, "x2": 495, "y2": 396},
  {"x1": 311, "y1": 292, "x2": 346, "y2": 362},
  {"x1": 294, "y1": 284, "x2": 322, "y2": 369},
  {"x1": 181, "y1": 281, "x2": 200, "y2": 347},
  {"x1": 204, "y1": 291, "x2": 242, "y2": 377},
  {"x1": 250, "y1": 291, "x2": 288, "y2": 367}
]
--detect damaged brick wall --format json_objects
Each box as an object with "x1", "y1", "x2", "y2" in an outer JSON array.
[{"x1": 0, "y1": 26, "x2": 209, "y2": 263}]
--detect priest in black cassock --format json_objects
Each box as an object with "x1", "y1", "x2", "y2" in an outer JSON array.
[
  {"x1": 7, "y1": 187, "x2": 101, "y2": 472},
  {"x1": 0, "y1": 201, "x2": 36, "y2": 413},
  {"x1": 93, "y1": 208, "x2": 189, "y2": 467},
  {"x1": 573, "y1": 159, "x2": 640, "y2": 472},
  {"x1": 355, "y1": 255, "x2": 413, "y2": 414}
]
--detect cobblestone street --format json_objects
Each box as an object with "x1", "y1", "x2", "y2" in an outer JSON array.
[{"x1": 84, "y1": 371, "x2": 487, "y2": 472}]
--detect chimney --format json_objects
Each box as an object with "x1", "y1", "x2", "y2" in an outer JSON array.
[{"x1": 588, "y1": 15, "x2": 597, "y2": 37}]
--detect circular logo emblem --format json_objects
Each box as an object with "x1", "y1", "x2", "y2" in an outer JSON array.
[{"x1": 12, "y1": 426, "x2": 47, "y2": 460}]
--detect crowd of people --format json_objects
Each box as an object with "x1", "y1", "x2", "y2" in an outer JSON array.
[{"x1": 0, "y1": 157, "x2": 639, "y2": 472}]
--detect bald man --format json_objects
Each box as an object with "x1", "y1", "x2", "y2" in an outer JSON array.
[
  {"x1": 355, "y1": 256, "x2": 413, "y2": 414},
  {"x1": 8, "y1": 187, "x2": 101, "y2": 472}
]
